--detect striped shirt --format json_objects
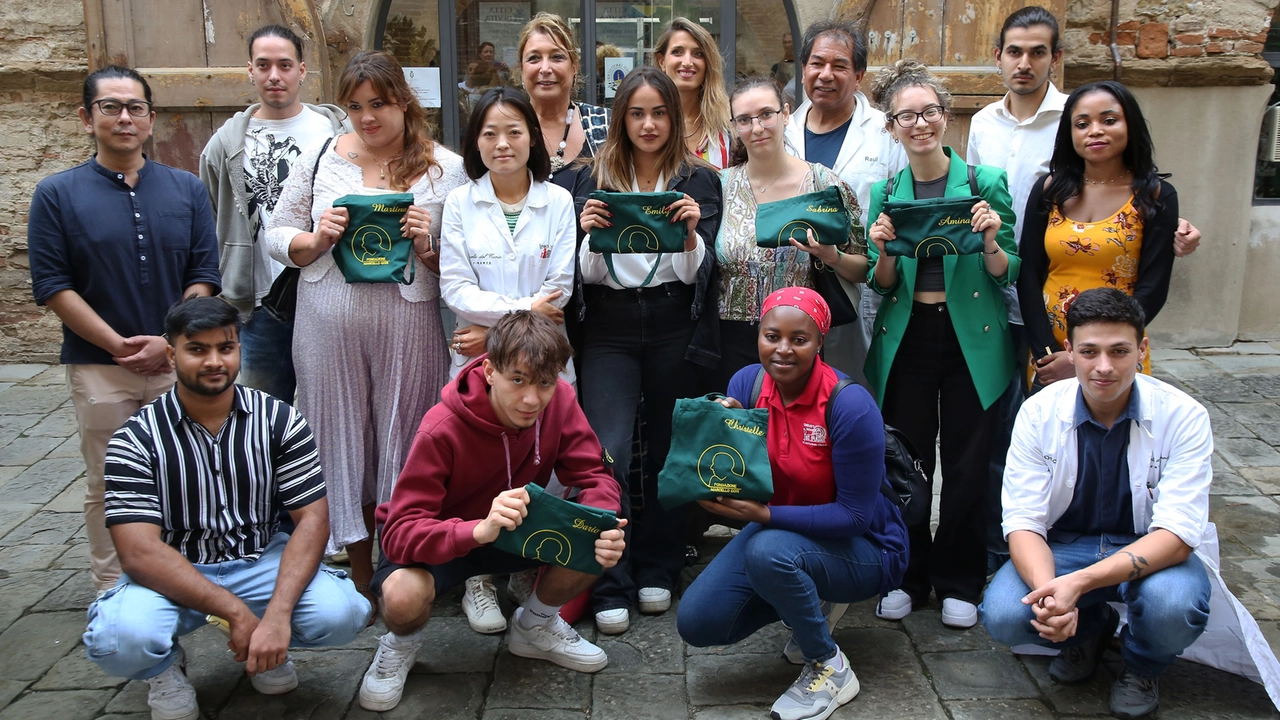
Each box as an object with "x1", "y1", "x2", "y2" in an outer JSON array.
[{"x1": 104, "y1": 385, "x2": 325, "y2": 564}]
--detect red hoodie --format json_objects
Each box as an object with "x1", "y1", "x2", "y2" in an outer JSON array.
[{"x1": 377, "y1": 356, "x2": 621, "y2": 566}]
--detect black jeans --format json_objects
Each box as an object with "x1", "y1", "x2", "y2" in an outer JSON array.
[
  {"x1": 581, "y1": 283, "x2": 699, "y2": 612},
  {"x1": 986, "y1": 323, "x2": 1027, "y2": 558},
  {"x1": 881, "y1": 302, "x2": 995, "y2": 605}
]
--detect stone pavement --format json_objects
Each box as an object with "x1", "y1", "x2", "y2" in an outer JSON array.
[{"x1": 0, "y1": 352, "x2": 1279, "y2": 720}]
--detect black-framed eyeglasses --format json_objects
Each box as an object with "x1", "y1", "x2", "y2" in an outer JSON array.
[
  {"x1": 91, "y1": 98, "x2": 153, "y2": 118},
  {"x1": 888, "y1": 104, "x2": 945, "y2": 128},
  {"x1": 732, "y1": 109, "x2": 781, "y2": 132}
]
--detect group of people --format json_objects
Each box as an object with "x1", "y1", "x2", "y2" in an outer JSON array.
[{"x1": 24, "y1": 7, "x2": 1280, "y2": 720}]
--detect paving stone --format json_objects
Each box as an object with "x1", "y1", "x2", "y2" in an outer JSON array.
[
  {"x1": 0, "y1": 458, "x2": 84, "y2": 506},
  {"x1": 1157, "y1": 657, "x2": 1280, "y2": 719},
  {"x1": 0, "y1": 505, "x2": 41, "y2": 547},
  {"x1": 0, "y1": 570, "x2": 74, "y2": 631},
  {"x1": 1218, "y1": 438, "x2": 1280, "y2": 468},
  {"x1": 1245, "y1": 423, "x2": 1280, "y2": 448},
  {"x1": 485, "y1": 654, "x2": 591, "y2": 710},
  {"x1": 44, "y1": 477, "x2": 85, "y2": 514},
  {"x1": 1181, "y1": 375, "x2": 1267, "y2": 404},
  {"x1": 0, "y1": 467, "x2": 20, "y2": 490},
  {"x1": 901, "y1": 608, "x2": 1002, "y2": 653},
  {"x1": 686, "y1": 621, "x2": 791, "y2": 656},
  {"x1": 1238, "y1": 374, "x2": 1280, "y2": 400},
  {"x1": 482, "y1": 711, "x2": 588, "y2": 720},
  {"x1": 32, "y1": 648, "x2": 127, "y2": 690},
  {"x1": 96, "y1": 715, "x2": 149, "y2": 720},
  {"x1": 0, "y1": 438, "x2": 60, "y2": 466},
  {"x1": 0, "y1": 612, "x2": 88, "y2": 681},
  {"x1": 346, "y1": 673, "x2": 487, "y2": 719},
  {"x1": 0, "y1": 682, "x2": 28, "y2": 710},
  {"x1": 833, "y1": 627, "x2": 947, "y2": 720},
  {"x1": 407, "y1": 617, "x2": 500, "y2": 674},
  {"x1": 1207, "y1": 404, "x2": 1259, "y2": 439},
  {"x1": 592, "y1": 673, "x2": 686, "y2": 720},
  {"x1": 0, "y1": 690, "x2": 112, "y2": 720},
  {"x1": 686, "y1": 652, "x2": 798, "y2": 706},
  {"x1": 32, "y1": 570, "x2": 97, "y2": 611},
  {"x1": 217, "y1": 648, "x2": 368, "y2": 720},
  {"x1": 1156, "y1": 359, "x2": 1227, "y2": 381},
  {"x1": 0, "y1": 511, "x2": 83, "y2": 547},
  {"x1": 1152, "y1": 348, "x2": 1198, "y2": 361},
  {"x1": 23, "y1": 408, "x2": 77, "y2": 438},
  {"x1": 1213, "y1": 471, "x2": 1262, "y2": 496},
  {"x1": 24, "y1": 367, "x2": 65, "y2": 386},
  {"x1": 104, "y1": 625, "x2": 245, "y2": 714},
  {"x1": 690, "y1": 706, "x2": 775, "y2": 720},
  {"x1": 0, "y1": 416, "x2": 44, "y2": 448},
  {"x1": 837, "y1": 597, "x2": 901, "y2": 630},
  {"x1": 596, "y1": 610, "x2": 684, "y2": 675},
  {"x1": 0, "y1": 544, "x2": 69, "y2": 573},
  {"x1": 1213, "y1": 495, "x2": 1280, "y2": 557},
  {"x1": 0, "y1": 387, "x2": 71, "y2": 416},
  {"x1": 46, "y1": 437, "x2": 80, "y2": 460},
  {"x1": 1021, "y1": 652, "x2": 1117, "y2": 716},
  {"x1": 1204, "y1": 354, "x2": 1280, "y2": 374},
  {"x1": 1239, "y1": 467, "x2": 1280, "y2": 495},
  {"x1": 0, "y1": 366, "x2": 48, "y2": 383},
  {"x1": 945, "y1": 698, "x2": 1056, "y2": 720},
  {"x1": 49, "y1": 543, "x2": 90, "y2": 571},
  {"x1": 920, "y1": 650, "x2": 1040, "y2": 701}
]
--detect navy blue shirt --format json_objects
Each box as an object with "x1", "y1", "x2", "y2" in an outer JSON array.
[
  {"x1": 803, "y1": 117, "x2": 853, "y2": 170},
  {"x1": 28, "y1": 157, "x2": 221, "y2": 365},
  {"x1": 1055, "y1": 385, "x2": 1140, "y2": 536}
]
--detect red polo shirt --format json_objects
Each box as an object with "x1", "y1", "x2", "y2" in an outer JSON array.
[{"x1": 754, "y1": 356, "x2": 839, "y2": 507}]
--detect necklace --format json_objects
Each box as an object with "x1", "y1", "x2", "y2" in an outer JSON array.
[
  {"x1": 1083, "y1": 171, "x2": 1131, "y2": 185},
  {"x1": 548, "y1": 105, "x2": 575, "y2": 176},
  {"x1": 359, "y1": 137, "x2": 401, "y2": 181},
  {"x1": 750, "y1": 163, "x2": 788, "y2": 195},
  {"x1": 684, "y1": 113, "x2": 703, "y2": 139}
]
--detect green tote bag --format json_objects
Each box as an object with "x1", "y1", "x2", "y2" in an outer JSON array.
[
  {"x1": 755, "y1": 186, "x2": 849, "y2": 248},
  {"x1": 330, "y1": 192, "x2": 416, "y2": 284},
  {"x1": 883, "y1": 195, "x2": 984, "y2": 257},
  {"x1": 657, "y1": 394, "x2": 773, "y2": 511},
  {"x1": 586, "y1": 190, "x2": 685, "y2": 288},
  {"x1": 492, "y1": 482, "x2": 620, "y2": 576}
]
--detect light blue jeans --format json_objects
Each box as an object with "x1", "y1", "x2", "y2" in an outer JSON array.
[
  {"x1": 979, "y1": 532, "x2": 1211, "y2": 678},
  {"x1": 84, "y1": 532, "x2": 372, "y2": 680}
]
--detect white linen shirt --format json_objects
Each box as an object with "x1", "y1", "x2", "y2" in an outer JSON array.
[
  {"x1": 579, "y1": 172, "x2": 706, "y2": 290},
  {"x1": 439, "y1": 172, "x2": 576, "y2": 380},
  {"x1": 966, "y1": 84, "x2": 1066, "y2": 325}
]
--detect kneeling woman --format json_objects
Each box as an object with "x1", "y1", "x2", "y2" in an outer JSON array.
[{"x1": 677, "y1": 288, "x2": 908, "y2": 720}]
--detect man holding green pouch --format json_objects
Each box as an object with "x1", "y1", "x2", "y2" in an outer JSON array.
[
  {"x1": 883, "y1": 194, "x2": 986, "y2": 257},
  {"x1": 493, "y1": 483, "x2": 619, "y2": 575},
  {"x1": 331, "y1": 192, "x2": 417, "y2": 284}
]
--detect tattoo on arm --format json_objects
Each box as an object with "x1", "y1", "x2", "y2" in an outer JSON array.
[{"x1": 1122, "y1": 551, "x2": 1149, "y2": 580}]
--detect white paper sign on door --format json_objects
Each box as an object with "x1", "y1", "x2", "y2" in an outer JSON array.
[
  {"x1": 604, "y1": 57, "x2": 634, "y2": 99},
  {"x1": 403, "y1": 67, "x2": 441, "y2": 109}
]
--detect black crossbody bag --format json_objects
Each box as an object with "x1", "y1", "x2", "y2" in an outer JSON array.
[{"x1": 260, "y1": 136, "x2": 333, "y2": 323}]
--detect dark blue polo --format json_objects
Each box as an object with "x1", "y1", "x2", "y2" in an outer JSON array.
[
  {"x1": 28, "y1": 157, "x2": 221, "y2": 365},
  {"x1": 1055, "y1": 384, "x2": 1140, "y2": 536},
  {"x1": 803, "y1": 117, "x2": 853, "y2": 170}
]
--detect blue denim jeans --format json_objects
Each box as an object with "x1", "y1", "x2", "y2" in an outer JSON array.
[
  {"x1": 677, "y1": 523, "x2": 884, "y2": 663},
  {"x1": 239, "y1": 308, "x2": 296, "y2": 403},
  {"x1": 980, "y1": 533, "x2": 1211, "y2": 678},
  {"x1": 84, "y1": 533, "x2": 372, "y2": 680}
]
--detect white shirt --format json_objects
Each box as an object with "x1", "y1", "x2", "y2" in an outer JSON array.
[
  {"x1": 579, "y1": 171, "x2": 706, "y2": 290},
  {"x1": 439, "y1": 172, "x2": 577, "y2": 381},
  {"x1": 1003, "y1": 374, "x2": 1280, "y2": 699}
]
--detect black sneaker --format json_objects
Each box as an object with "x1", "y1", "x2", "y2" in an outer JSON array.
[
  {"x1": 1049, "y1": 605, "x2": 1120, "y2": 684},
  {"x1": 1109, "y1": 668, "x2": 1159, "y2": 718}
]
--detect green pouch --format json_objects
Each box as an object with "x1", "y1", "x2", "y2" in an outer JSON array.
[
  {"x1": 657, "y1": 394, "x2": 773, "y2": 511},
  {"x1": 330, "y1": 193, "x2": 416, "y2": 284},
  {"x1": 883, "y1": 195, "x2": 984, "y2": 257},
  {"x1": 492, "y1": 482, "x2": 620, "y2": 576},
  {"x1": 586, "y1": 190, "x2": 685, "y2": 289},
  {"x1": 755, "y1": 186, "x2": 848, "y2": 248}
]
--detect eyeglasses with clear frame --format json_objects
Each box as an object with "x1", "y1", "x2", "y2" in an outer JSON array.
[
  {"x1": 91, "y1": 98, "x2": 153, "y2": 118},
  {"x1": 888, "y1": 104, "x2": 945, "y2": 128},
  {"x1": 732, "y1": 109, "x2": 781, "y2": 132}
]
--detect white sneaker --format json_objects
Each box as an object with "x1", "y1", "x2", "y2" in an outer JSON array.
[
  {"x1": 359, "y1": 630, "x2": 423, "y2": 711},
  {"x1": 463, "y1": 575, "x2": 507, "y2": 634},
  {"x1": 506, "y1": 569, "x2": 537, "y2": 605},
  {"x1": 595, "y1": 608, "x2": 630, "y2": 635},
  {"x1": 875, "y1": 590, "x2": 913, "y2": 621},
  {"x1": 783, "y1": 602, "x2": 850, "y2": 665},
  {"x1": 638, "y1": 587, "x2": 671, "y2": 614},
  {"x1": 147, "y1": 645, "x2": 199, "y2": 720},
  {"x1": 250, "y1": 657, "x2": 298, "y2": 695},
  {"x1": 941, "y1": 598, "x2": 978, "y2": 629},
  {"x1": 508, "y1": 608, "x2": 608, "y2": 673}
]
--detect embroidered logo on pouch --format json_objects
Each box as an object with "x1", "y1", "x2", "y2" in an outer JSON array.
[{"x1": 803, "y1": 423, "x2": 828, "y2": 447}]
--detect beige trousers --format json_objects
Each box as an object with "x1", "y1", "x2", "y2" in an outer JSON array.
[{"x1": 67, "y1": 364, "x2": 175, "y2": 590}]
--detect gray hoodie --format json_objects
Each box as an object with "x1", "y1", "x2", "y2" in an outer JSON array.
[{"x1": 199, "y1": 103, "x2": 348, "y2": 313}]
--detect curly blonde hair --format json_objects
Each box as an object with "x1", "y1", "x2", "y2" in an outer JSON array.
[
  {"x1": 867, "y1": 58, "x2": 953, "y2": 120},
  {"x1": 516, "y1": 13, "x2": 583, "y2": 97}
]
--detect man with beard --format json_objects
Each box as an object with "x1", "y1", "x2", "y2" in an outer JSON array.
[{"x1": 84, "y1": 297, "x2": 371, "y2": 720}]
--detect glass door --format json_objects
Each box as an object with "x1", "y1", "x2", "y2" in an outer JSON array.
[{"x1": 588, "y1": 1, "x2": 722, "y2": 110}]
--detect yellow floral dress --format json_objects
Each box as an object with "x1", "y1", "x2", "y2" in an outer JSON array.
[{"x1": 1038, "y1": 196, "x2": 1151, "y2": 376}]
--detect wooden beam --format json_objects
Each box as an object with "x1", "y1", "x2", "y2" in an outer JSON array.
[{"x1": 135, "y1": 67, "x2": 326, "y2": 110}]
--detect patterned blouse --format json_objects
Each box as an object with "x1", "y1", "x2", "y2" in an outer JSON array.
[{"x1": 716, "y1": 162, "x2": 865, "y2": 322}]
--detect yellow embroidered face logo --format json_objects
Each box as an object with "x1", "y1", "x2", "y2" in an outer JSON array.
[
  {"x1": 522, "y1": 529, "x2": 572, "y2": 565},
  {"x1": 350, "y1": 224, "x2": 393, "y2": 266},
  {"x1": 618, "y1": 225, "x2": 660, "y2": 253},
  {"x1": 914, "y1": 236, "x2": 958, "y2": 258},
  {"x1": 697, "y1": 444, "x2": 746, "y2": 494},
  {"x1": 778, "y1": 220, "x2": 818, "y2": 246}
]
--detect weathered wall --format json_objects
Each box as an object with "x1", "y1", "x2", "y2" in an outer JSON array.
[
  {"x1": 0, "y1": 2, "x2": 90, "y2": 363},
  {"x1": 1241, "y1": 205, "x2": 1280, "y2": 340}
]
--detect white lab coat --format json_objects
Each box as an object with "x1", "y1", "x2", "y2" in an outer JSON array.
[
  {"x1": 439, "y1": 172, "x2": 577, "y2": 382},
  {"x1": 1005, "y1": 374, "x2": 1280, "y2": 708}
]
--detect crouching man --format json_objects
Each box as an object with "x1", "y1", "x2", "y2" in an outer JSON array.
[
  {"x1": 84, "y1": 297, "x2": 371, "y2": 720},
  {"x1": 359, "y1": 310, "x2": 625, "y2": 712}
]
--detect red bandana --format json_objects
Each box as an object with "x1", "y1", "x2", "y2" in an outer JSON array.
[{"x1": 760, "y1": 286, "x2": 832, "y2": 336}]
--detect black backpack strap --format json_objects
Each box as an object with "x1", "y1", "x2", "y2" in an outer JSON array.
[
  {"x1": 309, "y1": 137, "x2": 333, "y2": 231},
  {"x1": 749, "y1": 367, "x2": 766, "y2": 408},
  {"x1": 824, "y1": 378, "x2": 855, "y2": 429},
  {"x1": 885, "y1": 174, "x2": 895, "y2": 197},
  {"x1": 967, "y1": 164, "x2": 979, "y2": 195}
]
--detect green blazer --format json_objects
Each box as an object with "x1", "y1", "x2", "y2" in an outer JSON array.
[{"x1": 864, "y1": 148, "x2": 1020, "y2": 410}]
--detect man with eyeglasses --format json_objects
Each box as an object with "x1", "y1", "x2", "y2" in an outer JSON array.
[
  {"x1": 27, "y1": 65, "x2": 221, "y2": 593},
  {"x1": 784, "y1": 19, "x2": 906, "y2": 385}
]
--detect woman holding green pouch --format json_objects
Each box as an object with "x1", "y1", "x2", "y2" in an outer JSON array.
[
  {"x1": 572, "y1": 66, "x2": 721, "y2": 635},
  {"x1": 862, "y1": 59, "x2": 1019, "y2": 629}
]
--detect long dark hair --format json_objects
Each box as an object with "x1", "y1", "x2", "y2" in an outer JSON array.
[
  {"x1": 1043, "y1": 81, "x2": 1163, "y2": 221},
  {"x1": 590, "y1": 66, "x2": 709, "y2": 190},
  {"x1": 461, "y1": 87, "x2": 551, "y2": 182},
  {"x1": 726, "y1": 75, "x2": 786, "y2": 168}
]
